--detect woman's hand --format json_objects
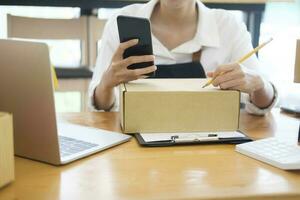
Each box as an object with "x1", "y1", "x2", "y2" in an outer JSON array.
[
  {"x1": 95, "y1": 39, "x2": 156, "y2": 111},
  {"x1": 102, "y1": 39, "x2": 157, "y2": 90},
  {"x1": 207, "y1": 63, "x2": 264, "y2": 94},
  {"x1": 207, "y1": 63, "x2": 275, "y2": 109}
]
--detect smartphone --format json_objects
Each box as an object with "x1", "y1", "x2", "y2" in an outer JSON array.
[{"x1": 117, "y1": 15, "x2": 155, "y2": 77}]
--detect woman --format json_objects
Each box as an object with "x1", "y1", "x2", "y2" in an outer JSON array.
[{"x1": 89, "y1": 0, "x2": 277, "y2": 115}]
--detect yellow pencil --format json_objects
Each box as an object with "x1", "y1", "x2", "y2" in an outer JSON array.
[
  {"x1": 202, "y1": 38, "x2": 273, "y2": 88},
  {"x1": 51, "y1": 65, "x2": 59, "y2": 90}
]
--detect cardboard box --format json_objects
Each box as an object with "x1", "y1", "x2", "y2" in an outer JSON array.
[
  {"x1": 120, "y1": 79, "x2": 240, "y2": 134},
  {"x1": 0, "y1": 112, "x2": 15, "y2": 189}
]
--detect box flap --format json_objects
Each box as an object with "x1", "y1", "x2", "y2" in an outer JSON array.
[{"x1": 124, "y1": 79, "x2": 217, "y2": 92}]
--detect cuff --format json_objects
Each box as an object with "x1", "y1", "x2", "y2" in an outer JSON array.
[
  {"x1": 244, "y1": 82, "x2": 278, "y2": 115},
  {"x1": 88, "y1": 80, "x2": 119, "y2": 112},
  {"x1": 88, "y1": 80, "x2": 104, "y2": 112}
]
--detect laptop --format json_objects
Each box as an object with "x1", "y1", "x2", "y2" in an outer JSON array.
[{"x1": 0, "y1": 39, "x2": 131, "y2": 165}]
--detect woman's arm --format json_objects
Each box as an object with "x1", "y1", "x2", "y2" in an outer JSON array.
[
  {"x1": 94, "y1": 75, "x2": 116, "y2": 111},
  {"x1": 206, "y1": 13, "x2": 276, "y2": 113}
]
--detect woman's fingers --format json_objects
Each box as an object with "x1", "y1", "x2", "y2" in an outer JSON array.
[
  {"x1": 219, "y1": 78, "x2": 246, "y2": 90},
  {"x1": 213, "y1": 63, "x2": 237, "y2": 78},
  {"x1": 114, "y1": 39, "x2": 139, "y2": 59},
  {"x1": 107, "y1": 39, "x2": 158, "y2": 87},
  {"x1": 206, "y1": 72, "x2": 214, "y2": 77},
  {"x1": 131, "y1": 65, "x2": 157, "y2": 76},
  {"x1": 213, "y1": 69, "x2": 244, "y2": 86},
  {"x1": 210, "y1": 63, "x2": 264, "y2": 94},
  {"x1": 211, "y1": 63, "x2": 242, "y2": 86},
  {"x1": 209, "y1": 63, "x2": 246, "y2": 91},
  {"x1": 117, "y1": 65, "x2": 157, "y2": 83},
  {"x1": 122, "y1": 55, "x2": 155, "y2": 67}
]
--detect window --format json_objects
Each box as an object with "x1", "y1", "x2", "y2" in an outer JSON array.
[
  {"x1": 0, "y1": 6, "x2": 81, "y2": 68},
  {"x1": 54, "y1": 92, "x2": 82, "y2": 112},
  {"x1": 259, "y1": 1, "x2": 300, "y2": 105},
  {"x1": 0, "y1": 6, "x2": 84, "y2": 112}
]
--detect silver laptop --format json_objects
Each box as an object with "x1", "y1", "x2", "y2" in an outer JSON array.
[{"x1": 0, "y1": 39, "x2": 131, "y2": 165}]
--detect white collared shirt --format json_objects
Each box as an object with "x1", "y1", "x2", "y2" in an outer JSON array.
[{"x1": 89, "y1": 0, "x2": 277, "y2": 115}]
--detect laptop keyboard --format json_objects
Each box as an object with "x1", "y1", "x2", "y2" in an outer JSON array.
[{"x1": 59, "y1": 136, "x2": 99, "y2": 157}]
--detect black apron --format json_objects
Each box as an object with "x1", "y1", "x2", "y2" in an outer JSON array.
[{"x1": 150, "y1": 50, "x2": 206, "y2": 78}]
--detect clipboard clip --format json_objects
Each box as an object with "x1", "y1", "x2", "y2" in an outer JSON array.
[{"x1": 171, "y1": 134, "x2": 219, "y2": 143}]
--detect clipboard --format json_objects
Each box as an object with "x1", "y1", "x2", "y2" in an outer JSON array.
[{"x1": 135, "y1": 131, "x2": 252, "y2": 147}]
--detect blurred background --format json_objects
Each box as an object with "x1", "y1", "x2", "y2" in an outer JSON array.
[{"x1": 0, "y1": 0, "x2": 299, "y2": 112}]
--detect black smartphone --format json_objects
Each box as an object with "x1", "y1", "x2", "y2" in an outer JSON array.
[{"x1": 117, "y1": 15, "x2": 155, "y2": 77}]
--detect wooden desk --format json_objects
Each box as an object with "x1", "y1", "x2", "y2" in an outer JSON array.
[{"x1": 0, "y1": 109, "x2": 299, "y2": 200}]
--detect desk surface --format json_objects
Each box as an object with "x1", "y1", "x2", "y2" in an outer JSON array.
[{"x1": 0, "y1": 109, "x2": 300, "y2": 200}]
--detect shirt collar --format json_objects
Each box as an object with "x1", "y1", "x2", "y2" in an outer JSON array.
[
  {"x1": 137, "y1": 0, "x2": 220, "y2": 54},
  {"x1": 137, "y1": 0, "x2": 158, "y2": 19},
  {"x1": 194, "y1": 1, "x2": 220, "y2": 48}
]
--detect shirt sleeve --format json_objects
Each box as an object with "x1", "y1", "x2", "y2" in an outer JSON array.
[
  {"x1": 88, "y1": 17, "x2": 120, "y2": 112},
  {"x1": 243, "y1": 82, "x2": 278, "y2": 115},
  {"x1": 228, "y1": 15, "x2": 278, "y2": 115}
]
